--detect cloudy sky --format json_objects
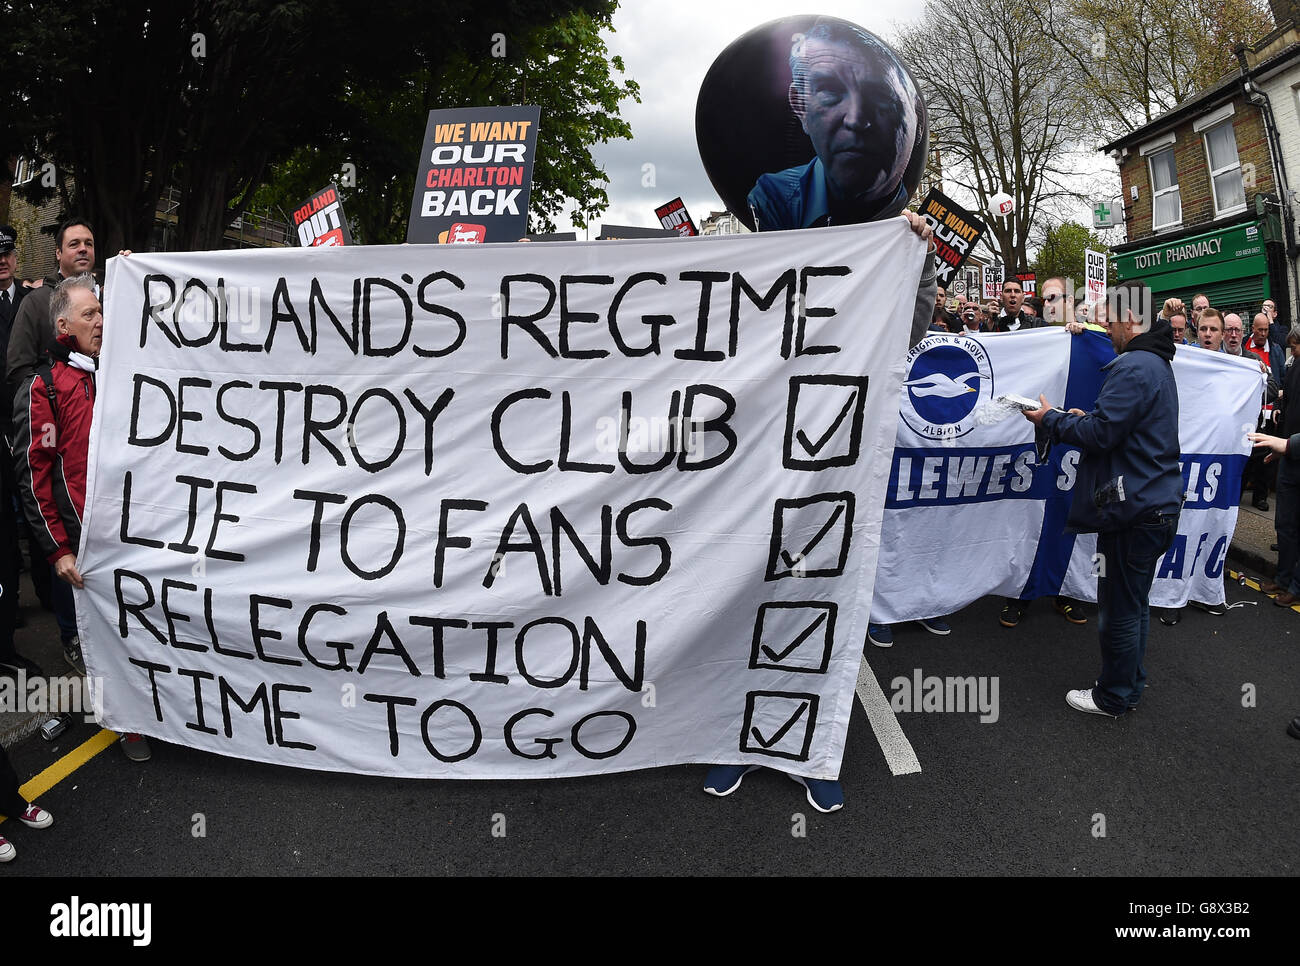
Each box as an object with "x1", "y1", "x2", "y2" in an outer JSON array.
[{"x1": 586, "y1": 0, "x2": 1105, "y2": 236}]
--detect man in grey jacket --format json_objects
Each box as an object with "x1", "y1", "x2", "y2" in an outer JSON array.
[
  {"x1": 1024, "y1": 281, "x2": 1182, "y2": 717},
  {"x1": 6, "y1": 218, "x2": 96, "y2": 397}
]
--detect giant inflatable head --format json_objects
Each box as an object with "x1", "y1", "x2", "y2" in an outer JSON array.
[{"x1": 696, "y1": 15, "x2": 928, "y2": 231}]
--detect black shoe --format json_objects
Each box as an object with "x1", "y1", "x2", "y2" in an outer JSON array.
[
  {"x1": 1254, "y1": 498, "x2": 1270, "y2": 511},
  {"x1": 999, "y1": 600, "x2": 1024, "y2": 628},
  {"x1": 63, "y1": 637, "x2": 85, "y2": 676},
  {"x1": 1188, "y1": 599, "x2": 1227, "y2": 616},
  {"x1": 1272, "y1": 543, "x2": 1281, "y2": 552},
  {"x1": 1287, "y1": 717, "x2": 1300, "y2": 740},
  {"x1": 1158, "y1": 608, "x2": 1183, "y2": 625},
  {"x1": 1054, "y1": 597, "x2": 1087, "y2": 625}
]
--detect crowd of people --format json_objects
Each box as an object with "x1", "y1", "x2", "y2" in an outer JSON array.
[
  {"x1": 916, "y1": 271, "x2": 1300, "y2": 707},
  {"x1": 0, "y1": 219, "x2": 152, "y2": 863},
  {"x1": 0, "y1": 216, "x2": 1296, "y2": 848}
]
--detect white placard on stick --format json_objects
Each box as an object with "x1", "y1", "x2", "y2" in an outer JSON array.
[{"x1": 1085, "y1": 248, "x2": 1107, "y2": 314}]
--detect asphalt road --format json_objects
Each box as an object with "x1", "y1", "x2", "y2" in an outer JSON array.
[{"x1": 3, "y1": 584, "x2": 1297, "y2": 882}]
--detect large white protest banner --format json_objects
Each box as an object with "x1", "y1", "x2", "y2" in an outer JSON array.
[
  {"x1": 80, "y1": 222, "x2": 926, "y2": 779},
  {"x1": 873, "y1": 328, "x2": 1262, "y2": 623}
]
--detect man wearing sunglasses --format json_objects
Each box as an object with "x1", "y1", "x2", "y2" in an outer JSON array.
[{"x1": 1040, "y1": 276, "x2": 1072, "y2": 326}]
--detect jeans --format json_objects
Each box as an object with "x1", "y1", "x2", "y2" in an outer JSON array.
[
  {"x1": 52, "y1": 567, "x2": 77, "y2": 644},
  {"x1": 1276, "y1": 459, "x2": 1300, "y2": 594},
  {"x1": 1093, "y1": 511, "x2": 1180, "y2": 714}
]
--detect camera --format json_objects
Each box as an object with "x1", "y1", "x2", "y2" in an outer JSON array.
[{"x1": 1093, "y1": 476, "x2": 1127, "y2": 508}]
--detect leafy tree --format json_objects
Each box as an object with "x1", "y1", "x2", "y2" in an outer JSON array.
[
  {"x1": 895, "y1": 0, "x2": 1096, "y2": 271},
  {"x1": 0, "y1": 0, "x2": 629, "y2": 253},
  {"x1": 1033, "y1": 220, "x2": 1109, "y2": 284},
  {"x1": 250, "y1": 8, "x2": 639, "y2": 243}
]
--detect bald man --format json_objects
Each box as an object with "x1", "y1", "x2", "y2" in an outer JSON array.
[{"x1": 1223, "y1": 313, "x2": 1245, "y2": 356}]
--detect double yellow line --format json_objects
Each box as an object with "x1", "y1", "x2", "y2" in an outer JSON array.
[
  {"x1": 1228, "y1": 570, "x2": 1300, "y2": 613},
  {"x1": 0, "y1": 729, "x2": 117, "y2": 825}
]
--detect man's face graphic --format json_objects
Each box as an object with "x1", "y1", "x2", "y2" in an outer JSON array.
[{"x1": 790, "y1": 35, "x2": 916, "y2": 203}]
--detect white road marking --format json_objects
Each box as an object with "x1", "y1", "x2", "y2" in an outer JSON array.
[{"x1": 856, "y1": 657, "x2": 921, "y2": 775}]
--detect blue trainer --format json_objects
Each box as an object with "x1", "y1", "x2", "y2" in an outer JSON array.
[
  {"x1": 918, "y1": 617, "x2": 951, "y2": 635},
  {"x1": 867, "y1": 623, "x2": 893, "y2": 647},
  {"x1": 790, "y1": 774, "x2": 844, "y2": 813},
  {"x1": 703, "y1": 763, "x2": 760, "y2": 797}
]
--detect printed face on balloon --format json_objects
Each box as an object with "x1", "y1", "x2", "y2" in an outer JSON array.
[
  {"x1": 790, "y1": 33, "x2": 916, "y2": 203},
  {"x1": 695, "y1": 16, "x2": 928, "y2": 231}
]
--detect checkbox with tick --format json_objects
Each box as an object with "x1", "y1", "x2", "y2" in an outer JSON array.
[
  {"x1": 740, "y1": 690, "x2": 819, "y2": 761},
  {"x1": 782, "y1": 374, "x2": 870, "y2": 470},
  {"x1": 764, "y1": 491, "x2": 856, "y2": 580},
  {"x1": 749, "y1": 601, "x2": 836, "y2": 673}
]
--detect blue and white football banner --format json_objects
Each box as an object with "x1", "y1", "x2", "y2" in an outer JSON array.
[
  {"x1": 79, "y1": 222, "x2": 926, "y2": 780},
  {"x1": 873, "y1": 328, "x2": 1264, "y2": 624}
]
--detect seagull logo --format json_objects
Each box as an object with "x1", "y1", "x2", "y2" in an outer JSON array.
[
  {"x1": 903, "y1": 372, "x2": 980, "y2": 397},
  {"x1": 900, "y1": 336, "x2": 993, "y2": 440}
]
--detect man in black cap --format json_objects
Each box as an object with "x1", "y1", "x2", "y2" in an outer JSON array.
[{"x1": 0, "y1": 225, "x2": 25, "y2": 352}]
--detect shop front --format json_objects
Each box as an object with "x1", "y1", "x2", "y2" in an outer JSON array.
[{"x1": 1112, "y1": 216, "x2": 1281, "y2": 321}]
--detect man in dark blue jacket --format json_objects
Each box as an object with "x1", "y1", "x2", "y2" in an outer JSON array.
[{"x1": 1023, "y1": 281, "x2": 1183, "y2": 716}]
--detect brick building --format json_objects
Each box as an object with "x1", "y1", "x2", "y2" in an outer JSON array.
[
  {"x1": 1101, "y1": 83, "x2": 1286, "y2": 320},
  {"x1": 1100, "y1": 4, "x2": 1300, "y2": 323},
  {"x1": 1243, "y1": 8, "x2": 1300, "y2": 326}
]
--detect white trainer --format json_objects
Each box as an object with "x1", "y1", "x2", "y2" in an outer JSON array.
[{"x1": 1066, "y1": 688, "x2": 1119, "y2": 717}]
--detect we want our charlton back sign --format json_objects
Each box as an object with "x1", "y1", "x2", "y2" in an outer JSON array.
[{"x1": 406, "y1": 105, "x2": 541, "y2": 244}]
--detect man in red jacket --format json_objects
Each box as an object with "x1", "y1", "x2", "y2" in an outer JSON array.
[{"x1": 13, "y1": 273, "x2": 151, "y2": 762}]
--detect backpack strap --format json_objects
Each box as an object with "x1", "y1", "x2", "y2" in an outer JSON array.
[{"x1": 36, "y1": 359, "x2": 57, "y2": 422}]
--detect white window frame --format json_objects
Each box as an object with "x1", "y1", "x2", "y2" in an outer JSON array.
[
  {"x1": 1203, "y1": 120, "x2": 1248, "y2": 217},
  {"x1": 1148, "y1": 147, "x2": 1182, "y2": 231},
  {"x1": 1138, "y1": 130, "x2": 1177, "y2": 156},
  {"x1": 1192, "y1": 102, "x2": 1236, "y2": 133}
]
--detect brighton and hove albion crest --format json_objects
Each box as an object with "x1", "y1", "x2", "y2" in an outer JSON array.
[{"x1": 899, "y1": 335, "x2": 994, "y2": 441}]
